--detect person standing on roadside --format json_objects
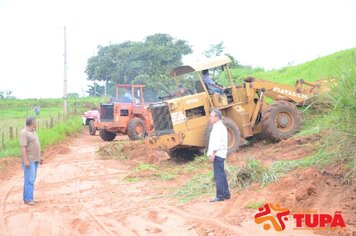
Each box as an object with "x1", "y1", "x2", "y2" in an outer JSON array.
[
  {"x1": 207, "y1": 109, "x2": 230, "y2": 202},
  {"x1": 20, "y1": 117, "x2": 43, "y2": 205}
]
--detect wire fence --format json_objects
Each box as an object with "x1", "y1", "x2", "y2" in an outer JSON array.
[{"x1": 0, "y1": 113, "x2": 72, "y2": 151}]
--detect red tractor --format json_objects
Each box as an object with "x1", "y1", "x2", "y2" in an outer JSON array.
[{"x1": 91, "y1": 84, "x2": 154, "y2": 141}]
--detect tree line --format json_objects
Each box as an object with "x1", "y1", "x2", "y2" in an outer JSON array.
[{"x1": 85, "y1": 33, "x2": 193, "y2": 100}]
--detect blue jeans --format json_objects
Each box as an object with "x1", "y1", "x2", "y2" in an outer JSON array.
[
  {"x1": 22, "y1": 161, "x2": 38, "y2": 202},
  {"x1": 209, "y1": 87, "x2": 224, "y2": 94},
  {"x1": 213, "y1": 156, "x2": 230, "y2": 199}
]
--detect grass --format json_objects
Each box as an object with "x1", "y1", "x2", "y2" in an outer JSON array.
[
  {"x1": 299, "y1": 68, "x2": 356, "y2": 179},
  {"x1": 156, "y1": 172, "x2": 177, "y2": 181},
  {"x1": 134, "y1": 163, "x2": 158, "y2": 171},
  {"x1": 171, "y1": 157, "x2": 239, "y2": 202},
  {"x1": 235, "y1": 158, "x2": 278, "y2": 189},
  {"x1": 245, "y1": 201, "x2": 264, "y2": 209},
  {"x1": 0, "y1": 97, "x2": 105, "y2": 158},
  {"x1": 173, "y1": 171, "x2": 214, "y2": 202},
  {"x1": 125, "y1": 177, "x2": 140, "y2": 182},
  {"x1": 0, "y1": 97, "x2": 105, "y2": 139},
  {"x1": 218, "y1": 47, "x2": 356, "y2": 86},
  {"x1": 0, "y1": 116, "x2": 83, "y2": 157}
]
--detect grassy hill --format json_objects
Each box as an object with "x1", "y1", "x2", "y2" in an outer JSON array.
[
  {"x1": 219, "y1": 47, "x2": 356, "y2": 85},
  {"x1": 218, "y1": 48, "x2": 356, "y2": 183}
]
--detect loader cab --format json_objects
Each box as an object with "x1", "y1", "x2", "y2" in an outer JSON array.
[{"x1": 170, "y1": 56, "x2": 237, "y2": 110}]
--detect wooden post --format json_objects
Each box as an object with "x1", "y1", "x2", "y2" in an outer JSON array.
[
  {"x1": 46, "y1": 120, "x2": 49, "y2": 129},
  {"x1": 50, "y1": 117, "x2": 54, "y2": 128},
  {"x1": 9, "y1": 127, "x2": 14, "y2": 140}
]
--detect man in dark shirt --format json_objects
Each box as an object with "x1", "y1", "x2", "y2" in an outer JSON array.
[
  {"x1": 202, "y1": 69, "x2": 224, "y2": 94},
  {"x1": 20, "y1": 117, "x2": 43, "y2": 205}
]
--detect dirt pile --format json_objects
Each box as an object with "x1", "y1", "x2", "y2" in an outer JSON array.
[
  {"x1": 121, "y1": 142, "x2": 170, "y2": 164},
  {"x1": 99, "y1": 141, "x2": 170, "y2": 164},
  {"x1": 0, "y1": 158, "x2": 20, "y2": 180},
  {"x1": 230, "y1": 134, "x2": 321, "y2": 166}
]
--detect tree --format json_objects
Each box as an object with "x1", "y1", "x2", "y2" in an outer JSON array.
[
  {"x1": 0, "y1": 90, "x2": 15, "y2": 99},
  {"x1": 85, "y1": 33, "x2": 192, "y2": 94},
  {"x1": 203, "y1": 41, "x2": 224, "y2": 58},
  {"x1": 225, "y1": 53, "x2": 240, "y2": 68},
  {"x1": 203, "y1": 41, "x2": 226, "y2": 78},
  {"x1": 87, "y1": 83, "x2": 105, "y2": 97},
  {"x1": 67, "y1": 93, "x2": 79, "y2": 98}
]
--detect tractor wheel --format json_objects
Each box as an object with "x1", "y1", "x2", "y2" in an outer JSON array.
[
  {"x1": 127, "y1": 117, "x2": 146, "y2": 140},
  {"x1": 99, "y1": 129, "x2": 116, "y2": 141},
  {"x1": 262, "y1": 101, "x2": 302, "y2": 141},
  {"x1": 204, "y1": 117, "x2": 241, "y2": 156},
  {"x1": 88, "y1": 120, "x2": 96, "y2": 136}
]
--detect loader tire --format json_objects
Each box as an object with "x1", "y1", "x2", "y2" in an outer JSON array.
[
  {"x1": 262, "y1": 101, "x2": 302, "y2": 141},
  {"x1": 127, "y1": 117, "x2": 146, "y2": 140},
  {"x1": 204, "y1": 117, "x2": 241, "y2": 156},
  {"x1": 88, "y1": 120, "x2": 96, "y2": 136},
  {"x1": 99, "y1": 129, "x2": 116, "y2": 141}
]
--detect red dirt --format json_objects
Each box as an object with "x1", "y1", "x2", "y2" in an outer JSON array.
[
  {"x1": 229, "y1": 134, "x2": 320, "y2": 166},
  {"x1": 121, "y1": 142, "x2": 170, "y2": 164},
  {"x1": 0, "y1": 131, "x2": 354, "y2": 235}
]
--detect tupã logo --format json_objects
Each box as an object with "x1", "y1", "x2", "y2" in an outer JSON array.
[{"x1": 255, "y1": 203, "x2": 290, "y2": 231}]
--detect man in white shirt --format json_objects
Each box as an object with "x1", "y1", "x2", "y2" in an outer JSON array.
[{"x1": 207, "y1": 109, "x2": 230, "y2": 202}]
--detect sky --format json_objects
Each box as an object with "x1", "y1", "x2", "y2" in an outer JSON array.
[{"x1": 0, "y1": 0, "x2": 355, "y2": 99}]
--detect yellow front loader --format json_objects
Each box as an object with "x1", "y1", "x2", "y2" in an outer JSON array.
[{"x1": 146, "y1": 56, "x2": 330, "y2": 155}]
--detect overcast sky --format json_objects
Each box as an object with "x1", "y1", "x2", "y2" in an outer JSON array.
[{"x1": 0, "y1": 0, "x2": 355, "y2": 99}]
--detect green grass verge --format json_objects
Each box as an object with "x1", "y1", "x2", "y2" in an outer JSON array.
[
  {"x1": 245, "y1": 201, "x2": 264, "y2": 209},
  {"x1": 0, "y1": 116, "x2": 83, "y2": 158},
  {"x1": 171, "y1": 157, "x2": 238, "y2": 202},
  {"x1": 0, "y1": 97, "x2": 105, "y2": 139},
  {"x1": 218, "y1": 47, "x2": 356, "y2": 86}
]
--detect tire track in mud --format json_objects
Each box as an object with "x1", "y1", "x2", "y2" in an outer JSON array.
[
  {"x1": 72, "y1": 140, "x2": 136, "y2": 236},
  {"x1": 74, "y1": 152, "x2": 114, "y2": 236},
  {"x1": 160, "y1": 205, "x2": 247, "y2": 235},
  {"x1": 0, "y1": 178, "x2": 17, "y2": 235},
  {"x1": 0, "y1": 148, "x2": 65, "y2": 236}
]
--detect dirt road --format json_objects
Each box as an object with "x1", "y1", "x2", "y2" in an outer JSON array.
[{"x1": 0, "y1": 132, "x2": 351, "y2": 235}]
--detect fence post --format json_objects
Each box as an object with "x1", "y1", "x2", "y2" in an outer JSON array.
[
  {"x1": 46, "y1": 120, "x2": 49, "y2": 129},
  {"x1": 50, "y1": 117, "x2": 54, "y2": 128},
  {"x1": 9, "y1": 127, "x2": 14, "y2": 140}
]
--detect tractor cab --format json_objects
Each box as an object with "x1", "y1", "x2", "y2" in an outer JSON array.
[{"x1": 92, "y1": 84, "x2": 153, "y2": 141}]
